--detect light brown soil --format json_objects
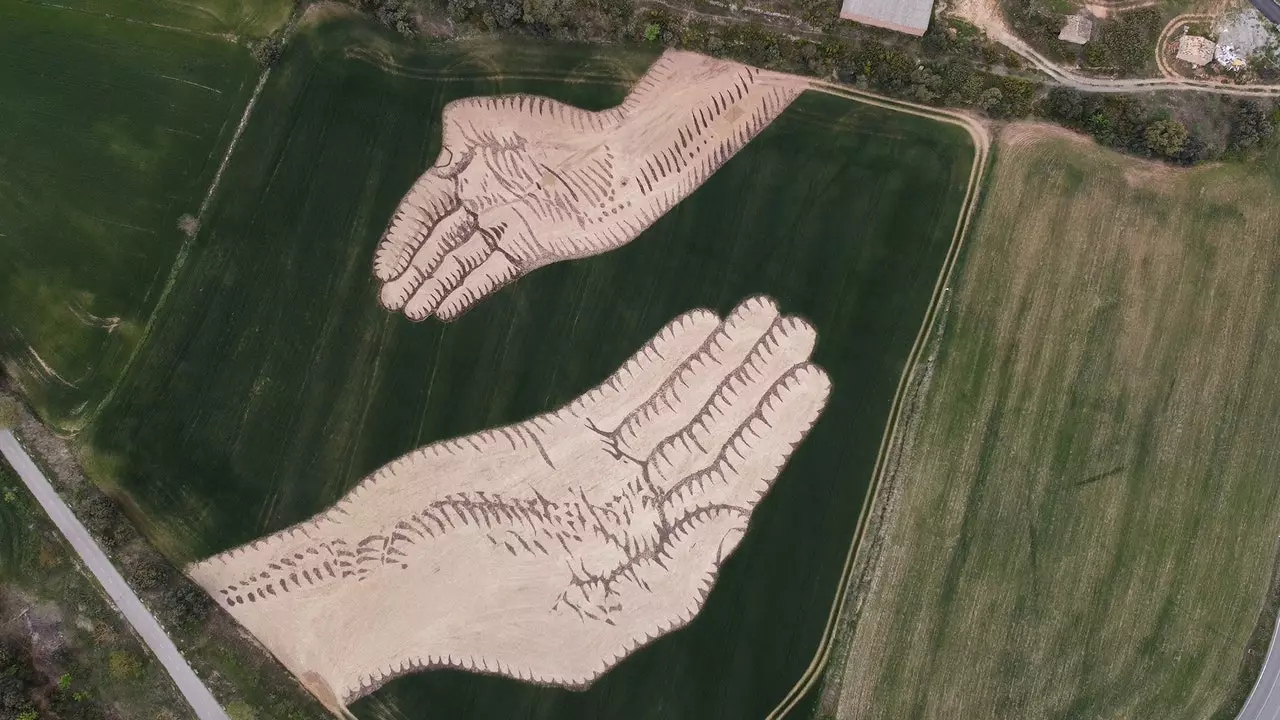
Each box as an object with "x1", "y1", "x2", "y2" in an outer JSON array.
[
  {"x1": 372, "y1": 50, "x2": 805, "y2": 322},
  {"x1": 189, "y1": 297, "x2": 830, "y2": 707}
]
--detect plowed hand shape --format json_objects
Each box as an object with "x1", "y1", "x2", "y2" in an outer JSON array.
[
  {"x1": 189, "y1": 297, "x2": 830, "y2": 707},
  {"x1": 373, "y1": 50, "x2": 803, "y2": 321}
]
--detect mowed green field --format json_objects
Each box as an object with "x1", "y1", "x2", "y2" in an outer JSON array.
[
  {"x1": 825, "y1": 124, "x2": 1280, "y2": 719},
  {"x1": 0, "y1": 0, "x2": 258, "y2": 425},
  {"x1": 82, "y1": 17, "x2": 975, "y2": 720}
]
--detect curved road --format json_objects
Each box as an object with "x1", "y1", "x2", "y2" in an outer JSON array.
[
  {"x1": 1240, "y1": 582, "x2": 1280, "y2": 720},
  {"x1": 1249, "y1": 0, "x2": 1280, "y2": 24},
  {"x1": 0, "y1": 431, "x2": 231, "y2": 720}
]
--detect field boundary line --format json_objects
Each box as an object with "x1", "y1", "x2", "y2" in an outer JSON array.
[
  {"x1": 66, "y1": 68, "x2": 272, "y2": 435},
  {"x1": 766, "y1": 81, "x2": 992, "y2": 719}
]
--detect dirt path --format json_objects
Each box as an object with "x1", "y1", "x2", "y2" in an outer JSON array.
[
  {"x1": 764, "y1": 80, "x2": 992, "y2": 720},
  {"x1": 949, "y1": 0, "x2": 1280, "y2": 96}
]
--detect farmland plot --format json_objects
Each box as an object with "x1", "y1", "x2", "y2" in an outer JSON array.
[
  {"x1": 83, "y1": 16, "x2": 975, "y2": 719},
  {"x1": 824, "y1": 124, "x2": 1280, "y2": 719},
  {"x1": 0, "y1": 1, "x2": 258, "y2": 425}
]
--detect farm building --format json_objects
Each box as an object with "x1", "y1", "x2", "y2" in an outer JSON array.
[
  {"x1": 1058, "y1": 14, "x2": 1094, "y2": 44},
  {"x1": 839, "y1": 0, "x2": 933, "y2": 35},
  {"x1": 1176, "y1": 35, "x2": 1216, "y2": 66}
]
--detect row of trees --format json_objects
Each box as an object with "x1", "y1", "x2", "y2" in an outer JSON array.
[{"x1": 1046, "y1": 88, "x2": 1278, "y2": 163}]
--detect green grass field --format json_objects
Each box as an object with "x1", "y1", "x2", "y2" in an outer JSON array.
[
  {"x1": 79, "y1": 16, "x2": 976, "y2": 719},
  {"x1": 824, "y1": 124, "x2": 1280, "y2": 719},
  {"x1": 0, "y1": 0, "x2": 259, "y2": 425},
  {"x1": 21, "y1": 0, "x2": 293, "y2": 37}
]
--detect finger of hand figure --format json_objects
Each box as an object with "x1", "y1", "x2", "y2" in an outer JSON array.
[
  {"x1": 610, "y1": 505, "x2": 747, "y2": 633},
  {"x1": 647, "y1": 315, "x2": 816, "y2": 488},
  {"x1": 373, "y1": 171, "x2": 459, "y2": 283},
  {"x1": 435, "y1": 252, "x2": 521, "y2": 322},
  {"x1": 612, "y1": 296, "x2": 780, "y2": 460},
  {"x1": 379, "y1": 207, "x2": 477, "y2": 312},
  {"x1": 402, "y1": 235, "x2": 493, "y2": 321},
  {"x1": 663, "y1": 363, "x2": 830, "y2": 519},
  {"x1": 573, "y1": 309, "x2": 722, "y2": 431}
]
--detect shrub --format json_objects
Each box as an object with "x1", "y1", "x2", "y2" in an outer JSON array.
[
  {"x1": 1228, "y1": 100, "x2": 1276, "y2": 151},
  {"x1": 107, "y1": 651, "x2": 141, "y2": 681},
  {"x1": 1144, "y1": 118, "x2": 1188, "y2": 157}
]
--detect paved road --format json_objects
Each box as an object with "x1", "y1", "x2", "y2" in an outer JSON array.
[
  {"x1": 0, "y1": 430, "x2": 231, "y2": 720},
  {"x1": 1239, "y1": 592, "x2": 1280, "y2": 720},
  {"x1": 1249, "y1": 0, "x2": 1280, "y2": 25}
]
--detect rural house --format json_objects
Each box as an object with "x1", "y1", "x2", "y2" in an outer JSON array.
[
  {"x1": 1176, "y1": 35, "x2": 1216, "y2": 66},
  {"x1": 839, "y1": 0, "x2": 933, "y2": 35},
  {"x1": 1058, "y1": 14, "x2": 1094, "y2": 44}
]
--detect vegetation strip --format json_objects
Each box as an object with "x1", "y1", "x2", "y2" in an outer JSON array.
[{"x1": 0, "y1": 431, "x2": 230, "y2": 720}]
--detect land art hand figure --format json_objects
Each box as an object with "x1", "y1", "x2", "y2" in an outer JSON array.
[
  {"x1": 373, "y1": 50, "x2": 805, "y2": 321},
  {"x1": 189, "y1": 297, "x2": 829, "y2": 708}
]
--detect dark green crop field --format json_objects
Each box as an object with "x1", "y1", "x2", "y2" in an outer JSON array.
[
  {"x1": 0, "y1": 0, "x2": 258, "y2": 426},
  {"x1": 80, "y1": 17, "x2": 974, "y2": 720}
]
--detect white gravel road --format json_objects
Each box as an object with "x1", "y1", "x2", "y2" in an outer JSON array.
[{"x1": 0, "y1": 430, "x2": 230, "y2": 720}]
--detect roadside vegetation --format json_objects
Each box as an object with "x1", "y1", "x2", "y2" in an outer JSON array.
[
  {"x1": 819, "y1": 124, "x2": 1280, "y2": 720},
  {"x1": 2, "y1": 383, "x2": 328, "y2": 720},
  {"x1": 0, "y1": 455, "x2": 192, "y2": 720}
]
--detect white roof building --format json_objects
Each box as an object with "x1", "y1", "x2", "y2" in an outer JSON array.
[
  {"x1": 1058, "y1": 14, "x2": 1094, "y2": 44},
  {"x1": 839, "y1": 0, "x2": 933, "y2": 36}
]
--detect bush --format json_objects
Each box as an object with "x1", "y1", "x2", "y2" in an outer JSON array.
[
  {"x1": 1096, "y1": 8, "x2": 1162, "y2": 75},
  {"x1": 1144, "y1": 118, "x2": 1188, "y2": 157},
  {"x1": 107, "y1": 651, "x2": 141, "y2": 681},
  {"x1": 1228, "y1": 100, "x2": 1276, "y2": 151},
  {"x1": 0, "y1": 396, "x2": 18, "y2": 429},
  {"x1": 249, "y1": 34, "x2": 282, "y2": 68}
]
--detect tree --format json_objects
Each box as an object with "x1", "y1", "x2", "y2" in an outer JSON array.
[
  {"x1": 1229, "y1": 100, "x2": 1276, "y2": 151},
  {"x1": 1046, "y1": 87, "x2": 1084, "y2": 122},
  {"x1": 1144, "y1": 118, "x2": 1188, "y2": 158},
  {"x1": 249, "y1": 35, "x2": 282, "y2": 68},
  {"x1": 977, "y1": 86, "x2": 1003, "y2": 114},
  {"x1": 644, "y1": 23, "x2": 660, "y2": 42}
]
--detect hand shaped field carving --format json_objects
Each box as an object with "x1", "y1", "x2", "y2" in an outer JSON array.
[
  {"x1": 373, "y1": 50, "x2": 804, "y2": 321},
  {"x1": 188, "y1": 297, "x2": 829, "y2": 708}
]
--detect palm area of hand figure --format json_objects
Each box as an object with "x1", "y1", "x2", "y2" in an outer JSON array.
[
  {"x1": 192, "y1": 298, "x2": 829, "y2": 697},
  {"x1": 356, "y1": 298, "x2": 824, "y2": 680},
  {"x1": 372, "y1": 50, "x2": 803, "y2": 321}
]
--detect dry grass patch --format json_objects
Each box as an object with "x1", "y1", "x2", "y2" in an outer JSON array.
[{"x1": 822, "y1": 122, "x2": 1280, "y2": 719}]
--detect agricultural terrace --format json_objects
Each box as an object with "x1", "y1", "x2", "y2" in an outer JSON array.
[
  {"x1": 823, "y1": 123, "x2": 1280, "y2": 719},
  {"x1": 84, "y1": 16, "x2": 975, "y2": 719},
  {"x1": 0, "y1": 0, "x2": 261, "y2": 425}
]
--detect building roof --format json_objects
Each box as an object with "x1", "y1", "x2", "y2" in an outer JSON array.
[
  {"x1": 1058, "y1": 14, "x2": 1094, "y2": 44},
  {"x1": 1176, "y1": 35, "x2": 1216, "y2": 66},
  {"x1": 839, "y1": 0, "x2": 933, "y2": 36}
]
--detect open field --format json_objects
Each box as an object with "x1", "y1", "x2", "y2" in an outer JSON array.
[
  {"x1": 823, "y1": 123, "x2": 1280, "y2": 719},
  {"x1": 81, "y1": 16, "x2": 975, "y2": 718},
  {"x1": 0, "y1": 457, "x2": 195, "y2": 719},
  {"x1": 0, "y1": 0, "x2": 259, "y2": 425},
  {"x1": 22, "y1": 0, "x2": 293, "y2": 37}
]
